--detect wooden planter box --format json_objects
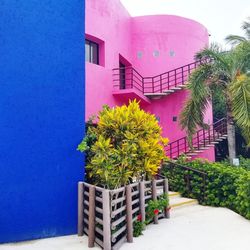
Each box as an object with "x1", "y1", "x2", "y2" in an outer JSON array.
[{"x1": 78, "y1": 178, "x2": 169, "y2": 250}]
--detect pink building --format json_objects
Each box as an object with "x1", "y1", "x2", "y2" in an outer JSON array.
[{"x1": 85, "y1": 0, "x2": 223, "y2": 161}]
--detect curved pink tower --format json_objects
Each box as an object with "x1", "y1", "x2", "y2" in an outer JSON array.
[{"x1": 86, "y1": 0, "x2": 216, "y2": 161}]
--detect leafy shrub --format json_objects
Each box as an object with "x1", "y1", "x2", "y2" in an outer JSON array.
[
  {"x1": 220, "y1": 155, "x2": 250, "y2": 170},
  {"x1": 162, "y1": 159, "x2": 250, "y2": 219},
  {"x1": 133, "y1": 194, "x2": 169, "y2": 237},
  {"x1": 145, "y1": 193, "x2": 169, "y2": 224},
  {"x1": 78, "y1": 100, "x2": 168, "y2": 189},
  {"x1": 133, "y1": 218, "x2": 145, "y2": 237}
]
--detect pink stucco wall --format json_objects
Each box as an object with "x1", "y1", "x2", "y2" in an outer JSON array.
[
  {"x1": 85, "y1": 0, "x2": 214, "y2": 161},
  {"x1": 131, "y1": 15, "x2": 209, "y2": 76},
  {"x1": 85, "y1": 0, "x2": 132, "y2": 118}
]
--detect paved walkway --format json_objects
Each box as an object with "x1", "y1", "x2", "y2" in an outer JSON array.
[{"x1": 1, "y1": 205, "x2": 250, "y2": 250}]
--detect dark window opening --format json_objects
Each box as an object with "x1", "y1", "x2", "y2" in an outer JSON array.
[
  {"x1": 173, "y1": 116, "x2": 177, "y2": 122},
  {"x1": 85, "y1": 39, "x2": 99, "y2": 65},
  {"x1": 119, "y1": 62, "x2": 126, "y2": 89}
]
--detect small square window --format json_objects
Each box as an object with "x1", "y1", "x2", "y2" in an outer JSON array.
[
  {"x1": 137, "y1": 51, "x2": 143, "y2": 59},
  {"x1": 153, "y1": 50, "x2": 160, "y2": 57},
  {"x1": 85, "y1": 39, "x2": 99, "y2": 65},
  {"x1": 169, "y1": 50, "x2": 175, "y2": 57}
]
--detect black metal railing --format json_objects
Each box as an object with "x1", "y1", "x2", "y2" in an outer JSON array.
[
  {"x1": 166, "y1": 118, "x2": 227, "y2": 159},
  {"x1": 162, "y1": 161, "x2": 208, "y2": 203},
  {"x1": 112, "y1": 59, "x2": 211, "y2": 94}
]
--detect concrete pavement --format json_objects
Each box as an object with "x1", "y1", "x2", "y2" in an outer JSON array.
[{"x1": 1, "y1": 205, "x2": 250, "y2": 250}]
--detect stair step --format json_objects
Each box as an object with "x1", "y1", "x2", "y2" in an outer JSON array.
[
  {"x1": 215, "y1": 138, "x2": 223, "y2": 142},
  {"x1": 169, "y1": 191, "x2": 180, "y2": 198},
  {"x1": 186, "y1": 152, "x2": 199, "y2": 156},
  {"x1": 178, "y1": 84, "x2": 186, "y2": 88},
  {"x1": 163, "y1": 90, "x2": 175, "y2": 93},
  {"x1": 144, "y1": 93, "x2": 167, "y2": 96},
  {"x1": 171, "y1": 87, "x2": 182, "y2": 90},
  {"x1": 169, "y1": 197, "x2": 198, "y2": 209}
]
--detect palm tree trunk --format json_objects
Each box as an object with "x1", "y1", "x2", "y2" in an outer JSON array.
[{"x1": 227, "y1": 112, "x2": 236, "y2": 164}]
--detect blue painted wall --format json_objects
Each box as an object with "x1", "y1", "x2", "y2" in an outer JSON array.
[{"x1": 0, "y1": 0, "x2": 85, "y2": 243}]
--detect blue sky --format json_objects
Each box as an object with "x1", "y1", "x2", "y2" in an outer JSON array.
[{"x1": 121, "y1": 0, "x2": 250, "y2": 48}]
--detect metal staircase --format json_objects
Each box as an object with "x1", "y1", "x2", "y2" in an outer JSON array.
[
  {"x1": 165, "y1": 118, "x2": 228, "y2": 159},
  {"x1": 112, "y1": 59, "x2": 211, "y2": 99}
]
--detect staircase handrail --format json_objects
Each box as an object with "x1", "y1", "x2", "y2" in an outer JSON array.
[
  {"x1": 162, "y1": 161, "x2": 207, "y2": 203},
  {"x1": 166, "y1": 117, "x2": 227, "y2": 159},
  {"x1": 112, "y1": 58, "x2": 211, "y2": 94}
]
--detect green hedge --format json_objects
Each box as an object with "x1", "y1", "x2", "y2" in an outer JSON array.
[{"x1": 162, "y1": 159, "x2": 250, "y2": 220}]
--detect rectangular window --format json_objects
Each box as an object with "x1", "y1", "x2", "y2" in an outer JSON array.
[{"x1": 85, "y1": 39, "x2": 99, "y2": 65}]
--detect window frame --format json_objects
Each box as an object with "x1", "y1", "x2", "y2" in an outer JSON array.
[{"x1": 85, "y1": 39, "x2": 99, "y2": 65}]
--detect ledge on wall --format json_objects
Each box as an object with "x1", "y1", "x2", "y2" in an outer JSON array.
[{"x1": 112, "y1": 88, "x2": 151, "y2": 105}]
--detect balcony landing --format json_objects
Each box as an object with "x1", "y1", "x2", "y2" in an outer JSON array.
[{"x1": 112, "y1": 88, "x2": 151, "y2": 104}]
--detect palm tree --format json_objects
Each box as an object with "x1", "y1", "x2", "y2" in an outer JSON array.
[
  {"x1": 226, "y1": 17, "x2": 250, "y2": 45},
  {"x1": 180, "y1": 43, "x2": 250, "y2": 163}
]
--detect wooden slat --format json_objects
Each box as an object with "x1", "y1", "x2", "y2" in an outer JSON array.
[
  {"x1": 84, "y1": 191, "x2": 89, "y2": 197},
  {"x1": 152, "y1": 179, "x2": 158, "y2": 224},
  {"x1": 131, "y1": 190, "x2": 139, "y2": 196},
  {"x1": 84, "y1": 227, "x2": 88, "y2": 235},
  {"x1": 84, "y1": 200, "x2": 89, "y2": 206},
  {"x1": 95, "y1": 216, "x2": 103, "y2": 225},
  {"x1": 96, "y1": 206, "x2": 103, "y2": 214},
  {"x1": 111, "y1": 215, "x2": 126, "y2": 229},
  {"x1": 126, "y1": 185, "x2": 133, "y2": 243},
  {"x1": 110, "y1": 186, "x2": 126, "y2": 195},
  {"x1": 132, "y1": 206, "x2": 140, "y2": 215},
  {"x1": 78, "y1": 182, "x2": 84, "y2": 236},
  {"x1": 130, "y1": 182, "x2": 139, "y2": 188},
  {"x1": 84, "y1": 218, "x2": 104, "y2": 236},
  {"x1": 83, "y1": 182, "x2": 104, "y2": 192},
  {"x1": 163, "y1": 178, "x2": 170, "y2": 219},
  {"x1": 156, "y1": 179, "x2": 163, "y2": 184},
  {"x1": 145, "y1": 194, "x2": 152, "y2": 200},
  {"x1": 131, "y1": 198, "x2": 139, "y2": 206},
  {"x1": 111, "y1": 196, "x2": 126, "y2": 206},
  {"x1": 111, "y1": 224, "x2": 127, "y2": 242},
  {"x1": 102, "y1": 189, "x2": 112, "y2": 250},
  {"x1": 83, "y1": 209, "x2": 89, "y2": 216},
  {"x1": 111, "y1": 205, "x2": 126, "y2": 217},
  {"x1": 95, "y1": 237, "x2": 104, "y2": 248},
  {"x1": 95, "y1": 226, "x2": 103, "y2": 236},
  {"x1": 139, "y1": 181, "x2": 146, "y2": 222},
  {"x1": 88, "y1": 186, "x2": 96, "y2": 248},
  {"x1": 95, "y1": 196, "x2": 102, "y2": 203},
  {"x1": 112, "y1": 236, "x2": 127, "y2": 250}
]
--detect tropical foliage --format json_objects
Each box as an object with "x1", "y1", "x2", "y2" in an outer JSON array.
[
  {"x1": 180, "y1": 42, "x2": 250, "y2": 161},
  {"x1": 133, "y1": 194, "x2": 169, "y2": 237},
  {"x1": 78, "y1": 100, "x2": 169, "y2": 189},
  {"x1": 162, "y1": 159, "x2": 250, "y2": 220},
  {"x1": 225, "y1": 17, "x2": 250, "y2": 46}
]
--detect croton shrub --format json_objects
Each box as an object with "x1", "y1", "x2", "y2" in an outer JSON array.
[
  {"x1": 162, "y1": 158, "x2": 250, "y2": 220},
  {"x1": 78, "y1": 100, "x2": 169, "y2": 189}
]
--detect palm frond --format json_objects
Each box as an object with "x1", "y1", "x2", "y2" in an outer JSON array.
[
  {"x1": 230, "y1": 75, "x2": 250, "y2": 146},
  {"x1": 241, "y1": 127, "x2": 250, "y2": 147},
  {"x1": 195, "y1": 43, "x2": 221, "y2": 60},
  {"x1": 195, "y1": 44, "x2": 231, "y2": 76},
  {"x1": 241, "y1": 17, "x2": 250, "y2": 40},
  {"x1": 232, "y1": 41, "x2": 250, "y2": 75},
  {"x1": 180, "y1": 65, "x2": 212, "y2": 139},
  {"x1": 241, "y1": 17, "x2": 250, "y2": 30},
  {"x1": 225, "y1": 35, "x2": 247, "y2": 46},
  {"x1": 241, "y1": 17, "x2": 250, "y2": 41}
]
